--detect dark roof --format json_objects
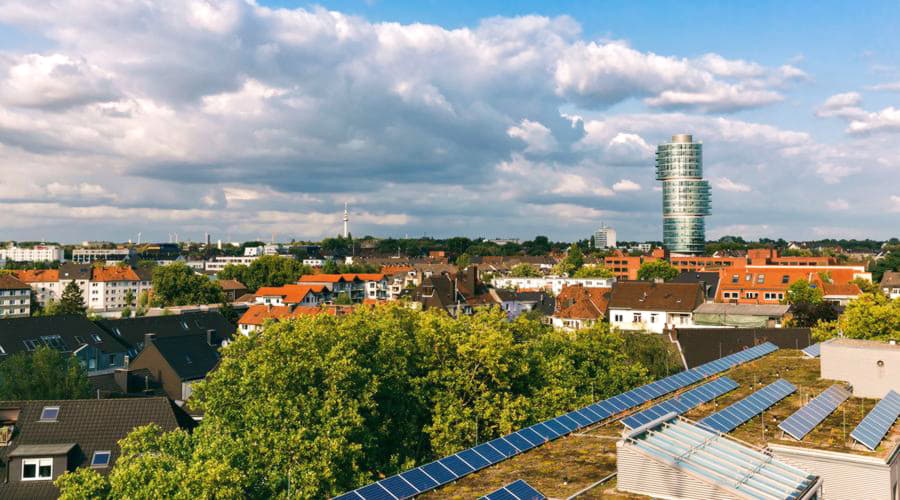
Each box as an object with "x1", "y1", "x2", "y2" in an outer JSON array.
[
  {"x1": 217, "y1": 279, "x2": 246, "y2": 290},
  {"x1": 88, "y1": 369, "x2": 165, "y2": 398},
  {"x1": 881, "y1": 271, "x2": 900, "y2": 287},
  {"x1": 674, "y1": 327, "x2": 813, "y2": 368},
  {"x1": 0, "y1": 398, "x2": 194, "y2": 499},
  {"x1": 671, "y1": 271, "x2": 720, "y2": 300},
  {"x1": 95, "y1": 311, "x2": 235, "y2": 350},
  {"x1": 0, "y1": 274, "x2": 29, "y2": 290},
  {"x1": 144, "y1": 334, "x2": 221, "y2": 381},
  {"x1": 0, "y1": 315, "x2": 128, "y2": 357},
  {"x1": 58, "y1": 262, "x2": 92, "y2": 281},
  {"x1": 607, "y1": 281, "x2": 704, "y2": 312}
]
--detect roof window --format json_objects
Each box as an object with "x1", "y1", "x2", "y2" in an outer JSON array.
[
  {"x1": 91, "y1": 334, "x2": 103, "y2": 343},
  {"x1": 39, "y1": 406, "x2": 59, "y2": 422},
  {"x1": 91, "y1": 451, "x2": 111, "y2": 468}
]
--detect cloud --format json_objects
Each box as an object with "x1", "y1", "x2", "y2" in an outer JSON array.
[
  {"x1": 612, "y1": 179, "x2": 641, "y2": 192},
  {"x1": 826, "y1": 198, "x2": 850, "y2": 211},
  {"x1": 816, "y1": 92, "x2": 900, "y2": 135},
  {"x1": 507, "y1": 119, "x2": 557, "y2": 153},
  {"x1": 867, "y1": 81, "x2": 900, "y2": 92},
  {"x1": 713, "y1": 177, "x2": 751, "y2": 192},
  {"x1": 0, "y1": 53, "x2": 118, "y2": 110}
]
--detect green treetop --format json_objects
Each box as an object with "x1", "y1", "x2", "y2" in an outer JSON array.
[{"x1": 636, "y1": 260, "x2": 679, "y2": 281}]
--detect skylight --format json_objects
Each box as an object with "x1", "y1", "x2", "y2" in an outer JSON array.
[
  {"x1": 91, "y1": 334, "x2": 103, "y2": 343},
  {"x1": 0, "y1": 344, "x2": 5, "y2": 355},
  {"x1": 40, "y1": 406, "x2": 60, "y2": 422},
  {"x1": 91, "y1": 451, "x2": 111, "y2": 468}
]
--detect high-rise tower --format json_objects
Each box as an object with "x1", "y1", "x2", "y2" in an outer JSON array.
[
  {"x1": 656, "y1": 134, "x2": 710, "y2": 254},
  {"x1": 343, "y1": 202, "x2": 349, "y2": 238}
]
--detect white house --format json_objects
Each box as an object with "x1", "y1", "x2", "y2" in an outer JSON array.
[
  {"x1": 0, "y1": 245, "x2": 63, "y2": 263},
  {"x1": 607, "y1": 281, "x2": 704, "y2": 334},
  {"x1": 492, "y1": 276, "x2": 615, "y2": 295}
]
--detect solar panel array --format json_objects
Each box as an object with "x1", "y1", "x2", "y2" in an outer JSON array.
[
  {"x1": 621, "y1": 377, "x2": 739, "y2": 429},
  {"x1": 333, "y1": 342, "x2": 777, "y2": 500},
  {"x1": 801, "y1": 342, "x2": 821, "y2": 358},
  {"x1": 480, "y1": 479, "x2": 546, "y2": 500},
  {"x1": 850, "y1": 390, "x2": 900, "y2": 451},
  {"x1": 699, "y1": 379, "x2": 796, "y2": 433},
  {"x1": 778, "y1": 385, "x2": 851, "y2": 440}
]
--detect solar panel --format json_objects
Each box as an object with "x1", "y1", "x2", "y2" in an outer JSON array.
[
  {"x1": 779, "y1": 385, "x2": 851, "y2": 440},
  {"x1": 333, "y1": 342, "x2": 780, "y2": 499},
  {"x1": 850, "y1": 390, "x2": 900, "y2": 451},
  {"x1": 621, "y1": 377, "x2": 739, "y2": 429},
  {"x1": 378, "y1": 475, "x2": 418, "y2": 499},
  {"x1": 333, "y1": 492, "x2": 362, "y2": 500},
  {"x1": 480, "y1": 479, "x2": 546, "y2": 500},
  {"x1": 355, "y1": 482, "x2": 393, "y2": 500},
  {"x1": 801, "y1": 342, "x2": 821, "y2": 358},
  {"x1": 699, "y1": 379, "x2": 797, "y2": 433}
]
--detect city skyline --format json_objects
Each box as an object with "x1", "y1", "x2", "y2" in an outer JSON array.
[{"x1": 0, "y1": 1, "x2": 899, "y2": 243}]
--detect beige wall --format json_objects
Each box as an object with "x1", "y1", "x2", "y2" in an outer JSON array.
[
  {"x1": 770, "y1": 443, "x2": 899, "y2": 500},
  {"x1": 820, "y1": 340, "x2": 900, "y2": 399}
]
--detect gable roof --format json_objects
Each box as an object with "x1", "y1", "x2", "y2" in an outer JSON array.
[
  {"x1": 820, "y1": 281, "x2": 862, "y2": 297},
  {"x1": 255, "y1": 284, "x2": 326, "y2": 303},
  {"x1": 554, "y1": 285, "x2": 611, "y2": 320},
  {"x1": 95, "y1": 312, "x2": 235, "y2": 350},
  {"x1": 0, "y1": 315, "x2": 127, "y2": 357},
  {"x1": 142, "y1": 334, "x2": 221, "y2": 381},
  {"x1": 880, "y1": 271, "x2": 900, "y2": 287},
  {"x1": 298, "y1": 274, "x2": 345, "y2": 283},
  {"x1": 0, "y1": 397, "x2": 193, "y2": 499},
  {"x1": 217, "y1": 279, "x2": 246, "y2": 291},
  {"x1": 58, "y1": 262, "x2": 92, "y2": 281},
  {"x1": 671, "y1": 270, "x2": 720, "y2": 300},
  {"x1": 0, "y1": 274, "x2": 29, "y2": 290},
  {"x1": 92, "y1": 266, "x2": 140, "y2": 282},
  {"x1": 14, "y1": 269, "x2": 59, "y2": 283},
  {"x1": 608, "y1": 281, "x2": 704, "y2": 312}
]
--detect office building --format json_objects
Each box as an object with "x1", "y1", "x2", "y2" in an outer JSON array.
[
  {"x1": 592, "y1": 224, "x2": 616, "y2": 249},
  {"x1": 656, "y1": 134, "x2": 710, "y2": 254}
]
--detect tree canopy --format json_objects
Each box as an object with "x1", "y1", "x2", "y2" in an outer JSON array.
[
  {"x1": 151, "y1": 263, "x2": 224, "y2": 307},
  {"x1": 217, "y1": 255, "x2": 313, "y2": 293},
  {"x1": 508, "y1": 263, "x2": 540, "y2": 278},
  {"x1": 0, "y1": 346, "x2": 91, "y2": 400},
  {"x1": 813, "y1": 293, "x2": 900, "y2": 341},
  {"x1": 43, "y1": 281, "x2": 87, "y2": 316},
  {"x1": 572, "y1": 265, "x2": 615, "y2": 279},
  {"x1": 783, "y1": 279, "x2": 824, "y2": 305},
  {"x1": 57, "y1": 305, "x2": 656, "y2": 498},
  {"x1": 636, "y1": 260, "x2": 679, "y2": 281}
]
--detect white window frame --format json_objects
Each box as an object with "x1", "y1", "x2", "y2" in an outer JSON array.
[
  {"x1": 22, "y1": 458, "x2": 53, "y2": 481},
  {"x1": 91, "y1": 450, "x2": 111, "y2": 468}
]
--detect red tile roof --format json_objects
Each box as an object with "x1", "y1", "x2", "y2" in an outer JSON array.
[
  {"x1": 238, "y1": 304, "x2": 332, "y2": 326},
  {"x1": 298, "y1": 274, "x2": 345, "y2": 283},
  {"x1": 255, "y1": 284, "x2": 326, "y2": 304},
  {"x1": 381, "y1": 265, "x2": 414, "y2": 275},
  {"x1": 554, "y1": 285, "x2": 611, "y2": 320},
  {"x1": 14, "y1": 269, "x2": 59, "y2": 283},
  {"x1": 93, "y1": 266, "x2": 141, "y2": 282}
]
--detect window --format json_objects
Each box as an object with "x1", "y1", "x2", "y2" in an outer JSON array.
[
  {"x1": 745, "y1": 292, "x2": 758, "y2": 299},
  {"x1": 757, "y1": 274, "x2": 765, "y2": 283},
  {"x1": 91, "y1": 334, "x2": 103, "y2": 343},
  {"x1": 22, "y1": 458, "x2": 53, "y2": 480},
  {"x1": 650, "y1": 313, "x2": 658, "y2": 323},
  {"x1": 745, "y1": 273, "x2": 752, "y2": 281},
  {"x1": 781, "y1": 275, "x2": 790, "y2": 284},
  {"x1": 0, "y1": 344, "x2": 4, "y2": 354},
  {"x1": 22, "y1": 339, "x2": 36, "y2": 351},
  {"x1": 40, "y1": 406, "x2": 60, "y2": 422},
  {"x1": 614, "y1": 314, "x2": 623, "y2": 322},
  {"x1": 632, "y1": 313, "x2": 641, "y2": 323},
  {"x1": 731, "y1": 274, "x2": 739, "y2": 284},
  {"x1": 74, "y1": 336, "x2": 86, "y2": 345},
  {"x1": 91, "y1": 451, "x2": 111, "y2": 468}
]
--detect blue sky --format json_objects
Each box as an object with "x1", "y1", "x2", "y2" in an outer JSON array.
[{"x1": 0, "y1": 1, "x2": 898, "y2": 243}]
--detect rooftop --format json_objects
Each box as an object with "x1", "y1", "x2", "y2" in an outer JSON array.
[{"x1": 410, "y1": 349, "x2": 899, "y2": 499}]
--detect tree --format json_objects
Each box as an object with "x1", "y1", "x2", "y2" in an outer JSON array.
[
  {"x1": 636, "y1": 260, "x2": 679, "y2": 281},
  {"x1": 572, "y1": 265, "x2": 615, "y2": 279},
  {"x1": 509, "y1": 264, "x2": 540, "y2": 278},
  {"x1": 334, "y1": 292, "x2": 352, "y2": 305},
  {"x1": 552, "y1": 245, "x2": 584, "y2": 276},
  {"x1": 321, "y1": 259, "x2": 339, "y2": 274},
  {"x1": 123, "y1": 289, "x2": 135, "y2": 308},
  {"x1": 812, "y1": 293, "x2": 900, "y2": 341},
  {"x1": 57, "y1": 305, "x2": 653, "y2": 499},
  {"x1": 217, "y1": 255, "x2": 312, "y2": 292},
  {"x1": 455, "y1": 253, "x2": 471, "y2": 269},
  {"x1": 151, "y1": 263, "x2": 224, "y2": 307},
  {"x1": 783, "y1": 279, "x2": 823, "y2": 305},
  {"x1": 0, "y1": 346, "x2": 91, "y2": 400},
  {"x1": 49, "y1": 281, "x2": 87, "y2": 316}
]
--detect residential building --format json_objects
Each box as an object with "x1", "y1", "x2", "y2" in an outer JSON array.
[
  {"x1": 549, "y1": 284, "x2": 610, "y2": 330},
  {"x1": 592, "y1": 224, "x2": 616, "y2": 249},
  {"x1": 0, "y1": 245, "x2": 63, "y2": 263},
  {"x1": 607, "y1": 281, "x2": 704, "y2": 333},
  {"x1": 14, "y1": 269, "x2": 61, "y2": 307},
  {"x1": 717, "y1": 266, "x2": 867, "y2": 305},
  {"x1": 404, "y1": 268, "x2": 485, "y2": 316},
  {"x1": 298, "y1": 274, "x2": 387, "y2": 302},
  {"x1": 879, "y1": 271, "x2": 900, "y2": 299},
  {"x1": 0, "y1": 398, "x2": 195, "y2": 499},
  {"x1": 88, "y1": 266, "x2": 149, "y2": 311},
  {"x1": 670, "y1": 270, "x2": 720, "y2": 302},
  {"x1": 302, "y1": 258, "x2": 326, "y2": 267},
  {"x1": 255, "y1": 284, "x2": 328, "y2": 306},
  {"x1": 129, "y1": 332, "x2": 224, "y2": 404},
  {"x1": 95, "y1": 312, "x2": 235, "y2": 357},
  {"x1": 0, "y1": 315, "x2": 129, "y2": 374},
  {"x1": 494, "y1": 290, "x2": 554, "y2": 320},
  {"x1": 237, "y1": 304, "x2": 344, "y2": 335},
  {"x1": 217, "y1": 279, "x2": 248, "y2": 301},
  {"x1": 58, "y1": 262, "x2": 92, "y2": 306},
  {"x1": 656, "y1": 134, "x2": 710, "y2": 254},
  {"x1": 491, "y1": 276, "x2": 615, "y2": 295},
  {"x1": 0, "y1": 274, "x2": 30, "y2": 318},
  {"x1": 204, "y1": 255, "x2": 259, "y2": 272},
  {"x1": 691, "y1": 303, "x2": 791, "y2": 328},
  {"x1": 244, "y1": 246, "x2": 263, "y2": 257},
  {"x1": 71, "y1": 247, "x2": 134, "y2": 263}
]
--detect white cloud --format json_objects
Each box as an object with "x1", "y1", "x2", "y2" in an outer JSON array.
[
  {"x1": 713, "y1": 177, "x2": 751, "y2": 192},
  {"x1": 867, "y1": 81, "x2": 900, "y2": 92},
  {"x1": 612, "y1": 179, "x2": 640, "y2": 192},
  {"x1": 817, "y1": 92, "x2": 900, "y2": 135},
  {"x1": 0, "y1": 53, "x2": 117, "y2": 109},
  {"x1": 507, "y1": 119, "x2": 557, "y2": 153},
  {"x1": 826, "y1": 198, "x2": 850, "y2": 211}
]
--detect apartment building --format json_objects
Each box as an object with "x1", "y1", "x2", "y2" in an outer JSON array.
[
  {"x1": 298, "y1": 274, "x2": 388, "y2": 301},
  {"x1": 491, "y1": 276, "x2": 615, "y2": 295},
  {"x1": 0, "y1": 245, "x2": 62, "y2": 263},
  {"x1": 607, "y1": 281, "x2": 705, "y2": 333},
  {"x1": 14, "y1": 270, "x2": 61, "y2": 307},
  {"x1": 716, "y1": 266, "x2": 868, "y2": 305},
  {"x1": 204, "y1": 255, "x2": 259, "y2": 272},
  {"x1": 71, "y1": 247, "x2": 134, "y2": 263},
  {"x1": 0, "y1": 274, "x2": 31, "y2": 318},
  {"x1": 88, "y1": 267, "x2": 151, "y2": 311}
]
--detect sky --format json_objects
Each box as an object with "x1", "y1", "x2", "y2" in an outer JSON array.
[{"x1": 0, "y1": 1, "x2": 898, "y2": 244}]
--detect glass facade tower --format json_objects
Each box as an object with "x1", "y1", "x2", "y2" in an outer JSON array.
[{"x1": 656, "y1": 134, "x2": 710, "y2": 254}]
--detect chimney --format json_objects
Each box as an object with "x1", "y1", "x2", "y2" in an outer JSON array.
[
  {"x1": 144, "y1": 332, "x2": 156, "y2": 346},
  {"x1": 114, "y1": 368, "x2": 131, "y2": 393},
  {"x1": 123, "y1": 355, "x2": 130, "y2": 368}
]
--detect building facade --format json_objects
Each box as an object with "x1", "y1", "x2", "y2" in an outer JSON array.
[
  {"x1": 71, "y1": 247, "x2": 134, "y2": 263},
  {"x1": 592, "y1": 224, "x2": 616, "y2": 249},
  {"x1": 0, "y1": 275, "x2": 31, "y2": 318},
  {"x1": 0, "y1": 245, "x2": 63, "y2": 263},
  {"x1": 656, "y1": 134, "x2": 710, "y2": 254}
]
